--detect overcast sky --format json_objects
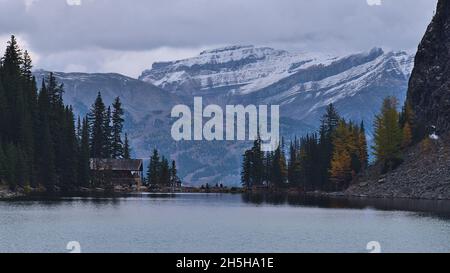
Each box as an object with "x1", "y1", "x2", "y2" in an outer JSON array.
[{"x1": 0, "y1": 0, "x2": 438, "y2": 78}]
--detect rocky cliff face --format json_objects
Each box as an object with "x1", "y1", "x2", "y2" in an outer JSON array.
[{"x1": 407, "y1": 0, "x2": 450, "y2": 135}]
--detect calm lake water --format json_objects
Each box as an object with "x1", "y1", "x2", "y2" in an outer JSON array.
[{"x1": 1, "y1": 193, "x2": 450, "y2": 253}]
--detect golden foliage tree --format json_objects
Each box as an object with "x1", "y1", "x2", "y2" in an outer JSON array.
[
  {"x1": 330, "y1": 121, "x2": 358, "y2": 190},
  {"x1": 373, "y1": 97, "x2": 404, "y2": 172}
]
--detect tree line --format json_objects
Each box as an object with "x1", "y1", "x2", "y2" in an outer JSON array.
[
  {"x1": 146, "y1": 149, "x2": 181, "y2": 188},
  {"x1": 241, "y1": 95, "x2": 419, "y2": 192},
  {"x1": 0, "y1": 35, "x2": 132, "y2": 191},
  {"x1": 241, "y1": 104, "x2": 368, "y2": 191}
]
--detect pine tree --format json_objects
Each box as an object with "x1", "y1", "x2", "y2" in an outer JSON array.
[
  {"x1": 111, "y1": 97, "x2": 125, "y2": 159},
  {"x1": 89, "y1": 92, "x2": 107, "y2": 158},
  {"x1": 60, "y1": 106, "x2": 78, "y2": 191},
  {"x1": 37, "y1": 81, "x2": 57, "y2": 191},
  {"x1": 0, "y1": 145, "x2": 6, "y2": 183},
  {"x1": 0, "y1": 37, "x2": 96, "y2": 191},
  {"x1": 169, "y1": 160, "x2": 180, "y2": 187},
  {"x1": 358, "y1": 121, "x2": 369, "y2": 170},
  {"x1": 271, "y1": 140, "x2": 287, "y2": 188},
  {"x1": 45, "y1": 73, "x2": 66, "y2": 187},
  {"x1": 46, "y1": 72, "x2": 64, "y2": 108},
  {"x1": 287, "y1": 140, "x2": 297, "y2": 185},
  {"x1": 78, "y1": 117, "x2": 91, "y2": 188},
  {"x1": 147, "y1": 149, "x2": 161, "y2": 186},
  {"x1": 160, "y1": 157, "x2": 170, "y2": 186},
  {"x1": 250, "y1": 136, "x2": 264, "y2": 186},
  {"x1": 241, "y1": 150, "x2": 252, "y2": 188},
  {"x1": 123, "y1": 133, "x2": 131, "y2": 159},
  {"x1": 103, "y1": 106, "x2": 112, "y2": 158},
  {"x1": 76, "y1": 116, "x2": 82, "y2": 141},
  {"x1": 318, "y1": 104, "x2": 340, "y2": 190},
  {"x1": 4, "y1": 143, "x2": 18, "y2": 190}
]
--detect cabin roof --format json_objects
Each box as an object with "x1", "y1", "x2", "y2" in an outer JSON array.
[{"x1": 90, "y1": 158, "x2": 143, "y2": 171}]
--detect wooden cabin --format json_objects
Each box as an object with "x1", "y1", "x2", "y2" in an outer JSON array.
[{"x1": 90, "y1": 158, "x2": 144, "y2": 188}]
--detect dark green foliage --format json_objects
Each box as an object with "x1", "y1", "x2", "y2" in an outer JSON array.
[
  {"x1": 147, "y1": 149, "x2": 179, "y2": 187},
  {"x1": 241, "y1": 136, "x2": 266, "y2": 188},
  {"x1": 147, "y1": 149, "x2": 160, "y2": 185},
  {"x1": 89, "y1": 92, "x2": 108, "y2": 159},
  {"x1": 241, "y1": 103, "x2": 369, "y2": 192},
  {"x1": 160, "y1": 157, "x2": 170, "y2": 186},
  {"x1": 0, "y1": 36, "x2": 89, "y2": 192},
  {"x1": 170, "y1": 160, "x2": 181, "y2": 187},
  {"x1": 241, "y1": 150, "x2": 252, "y2": 188},
  {"x1": 111, "y1": 97, "x2": 125, "y2": 159},
  {"x1": 0, "y1": 36, "x2": 148, "y2": 192},
  {"x1": 78, "y1": 117, "x2": 90, "y2": 188},
  {"x1": 123, "y1": 133, "x2": 131, "y2": 159},
  {"x1": 103, "y1": 106, "x2": 112, "y2": 158},
  {"x1": 317, "y1": 103, "x2": 340, "y2": 190},
  {"x1": 270, "y1": 140, "x2": 287, "y2": 188}
]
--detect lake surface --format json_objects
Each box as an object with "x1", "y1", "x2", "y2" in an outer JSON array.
[{"x1": 1, "y1": 193, "x2": 450, "y2": 253}]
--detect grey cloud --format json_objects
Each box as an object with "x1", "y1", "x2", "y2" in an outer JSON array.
[{"x1": 0, "y1": 0, "x2": 438, "y2": 76}]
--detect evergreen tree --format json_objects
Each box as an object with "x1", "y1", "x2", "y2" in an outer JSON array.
[
  {"x1": 271, "y1": 140, "x2": 287, "y2": 188},
  {"x1": 37, "y1": 81, "x2": 57, "y2": 191},
  {"x1": 169, "y1": 160, "x2": 180, "y2": 187},
  {"x1": 298, "y1": 134, "x2": 320, "y2": 191},
  {"x1": 111, "y1": 97, "x2": 125, "y2": 158},
  {"x1": 160, "y1": 157, "x2": 170, "y2": 186},
  {"x1": 123, "y1": 133, "x2": 131, "y2": 159},
  {"x1": 0, "y1": 37, "x2": 93, "y2": 191},
  {"x1": 76, "y1": 116, "x2": 82, "y2": 141},
  {"x1": 358, "y1": 121, "x2": 369, "y2": 170},
  {"x1": 0, "y1": 145, "x2": 6, "y2": 183},
  {"x1": 240, "y1": 135, "x2": 266, "y2": 188},
  {"x1": 147, "y1": 149, "x2": 161, "y2": 185},
  {"x1": 241, "y1": 150, "x2": 252, "y2": 188},
  {"x1": 103, "y1": 106, "x2": 112, "y2": 158},
  {"x1": 250, "y1": 136, "x2": 264, "y2": 186},
  {"x1": 89, "y1": 92, "x2": 107, "y2": 158},
  {"x1": 60, "y1": 106, "x2": 78, "y2": 191},
  {"x1": 78, "y1": 117, "x2": 91, "y2": 188},
  {"x1": 318, "y1": 104, "x2": 340, "y2": 190},
  {"x1": 4, "y1": 143, "x2": 18, "y2": 190}
]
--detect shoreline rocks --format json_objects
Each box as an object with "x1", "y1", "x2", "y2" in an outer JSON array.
[{"x1": 345, "y1": 136, "x2": 450, "y2": 201}]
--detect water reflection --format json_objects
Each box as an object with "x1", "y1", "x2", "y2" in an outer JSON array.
[
  {"x1": 5, "y1": 191, "x2": 450, "y2": 219},
  {"x1": 242, "y1": 192, "x2": 450, "y2": 218}
]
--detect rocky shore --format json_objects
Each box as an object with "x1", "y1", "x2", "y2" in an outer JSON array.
[
  {"x1": 0, "y1": 187, "x2": 26, "y2": 200},
  {"x1": 346, "y1": 135, "x2": 450, "y2": 200}
]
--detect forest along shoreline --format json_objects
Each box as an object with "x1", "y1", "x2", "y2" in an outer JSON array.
[{"x1": 2, "y1": 1, "x2": 450, "y2": 202}]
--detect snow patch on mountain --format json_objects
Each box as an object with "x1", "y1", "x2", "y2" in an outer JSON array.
[{"x1": 139, "y1": 45, "x2": 339, "y2": 95}]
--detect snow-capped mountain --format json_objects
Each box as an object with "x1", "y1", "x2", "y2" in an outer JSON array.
[
  {"x1": 34, "y1": 45, "x2": 414, "y2": 186},
  {"x1": 140, "y1": 45, "x2": 414, "y2": 137},
  {"x1": 140, "y1": 45, "x2": 339, "y2": 97}
]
